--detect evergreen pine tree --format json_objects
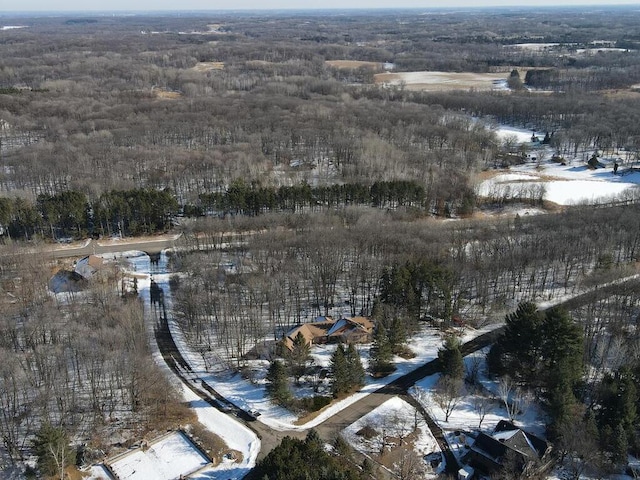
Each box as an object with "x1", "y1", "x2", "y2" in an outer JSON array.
[
  {"x1": 266, "y1": 360, "x2": 291, "y2": 406},
  {"x1": 611, "y1": 423, "x2": 629, "y2": 465},
  {"x1": 286, "y1": 332, "x2": 311, "y2": 385},
  {"x1": 542, "y1": 308, "x2": 584, "y2": 428},
  {"x1": 500, "y1": 301, "x2": 543, "y2": 384},
  {"x1": 345, "y1": 343, "x2": 365, "y2": 389},
  {"x1": 388, "y1": 316, "x2": 407, "y2": 354},
  {"x1": 542, "y1": 307, "x2": 583, "y2": 389},
  {"x1": 596, "y1": 367, "x2": 637, "y2": 450},
  {"x1": 369, "y1": 324, "x2": 394, "y2": 376},
  {"x1": 32, "y1": 423, "x2": 75, "y2": 480},
  {"x1": 330, "y1": 344, "x2": 348, "y2": 396},
  {"x1": 438, "y1": 335, "x2": 464, "y2": 380}
]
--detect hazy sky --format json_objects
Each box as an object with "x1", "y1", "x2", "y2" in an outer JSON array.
[{"x1": 3, "y1": 0, "x2": 640, "y2": 12}]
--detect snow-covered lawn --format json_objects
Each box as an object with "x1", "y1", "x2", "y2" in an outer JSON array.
[
  {"x1": 342, "y1": 397, "x2": 443, "y2": 477},
  {"x1": 479, "y1": 126, "x2": 640, "y2": 206},
  {"x1": 107, "y1": 431, "x2": 210, "y2": 480},
  {"x1": 183, "y1": 386, "x2": 260, "y2": 480}
]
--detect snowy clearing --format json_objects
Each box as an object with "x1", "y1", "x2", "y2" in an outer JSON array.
[
  {"x1": 493, "y1": 125, "x2": 537, "y2": 144},
  {"x1": 108, "y1": 431, "x2": 210, "y2": 480},
  {"x1": 479, "y1": 125, "x2": 640, "y2": 205}
]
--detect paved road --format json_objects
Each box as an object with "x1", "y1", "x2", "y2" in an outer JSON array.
[
  {"x1": 44, "y1": 234, "x2": 182, "y2": 259},
  {"x1": 314, "y1": 328, "x2": 506, "y2": 476}
]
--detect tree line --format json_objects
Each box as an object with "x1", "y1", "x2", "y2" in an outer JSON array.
[
  {"x1": 0, "y1": 180, "x2": 428, "y2": 241},
  {"x1": 0, "y1": 188, "x2": 178, "y2": 240},
  {"x1": 197, "y1": 179, "x2": 426, "y2": 216}
]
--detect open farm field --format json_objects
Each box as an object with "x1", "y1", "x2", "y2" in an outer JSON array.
[
  {"x1": 374, "y1": 71, "x2": 508, "y2": 91},
  {"x1": 325, "y1": 59, "x2": 384, "y2": 69}
]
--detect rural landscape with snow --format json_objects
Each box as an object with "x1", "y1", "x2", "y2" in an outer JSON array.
[{"x1": 3, "y1": 4, "x2": 640, "y2": 480}]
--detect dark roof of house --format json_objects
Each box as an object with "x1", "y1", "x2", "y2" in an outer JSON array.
[
  {"x1": 469, "y1": 422, "x2": 549, "y2": 471},
  {"x1": 494, "y1": 420, "x2": 549, "y2": 458},
  {"x1": 470, "y1": 432, "x2": 509, "y2": 466}
]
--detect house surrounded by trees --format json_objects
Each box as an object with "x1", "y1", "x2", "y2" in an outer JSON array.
[
  {"x1": 283, "y1": 316, "x2": 374, "y2": 351},
  {"x1": 461, "y1": 420, "x2": 551, "y2": 478}
]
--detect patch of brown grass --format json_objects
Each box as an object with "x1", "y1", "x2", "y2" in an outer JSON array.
[
  {"x1": 154, "y1": 401, "x2": 197, "y2": 430},
  {"x1": 325, "y1": 60, "x2": 382, "y2": 70},
  {"x1": 604, "y1": 88, "x2": 640, "y2": 99},
  {"x1": 190, "y1": 422, "x2": 238, "y2": 466},
  {"x1": 356, "y1": 425, "x2": 378, "y2": 439},
  {"x1": 294, "y1": 405, "x2": 326, "y2": 425},
  {"x1": 192, "y1": 62, "x2": 225, "y2": 72},
  {"x1": 153, "y1": 88, "x2": 182, "y2": 99},
  {"x1": 65, "y1": 466, "x2": 87, "y2": 480}
]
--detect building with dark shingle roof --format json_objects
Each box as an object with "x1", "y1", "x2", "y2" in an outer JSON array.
[{"x1": 463, "y1": 420, "x2": 551, "y2": 477}]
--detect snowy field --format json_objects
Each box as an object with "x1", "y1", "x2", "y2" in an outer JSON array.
[
  {"x1": 374, "y1": 71, "x2": 508, "y2": 91},
  {"x1": 480, "y1": 125, "x2": 640, "y2": 205}
]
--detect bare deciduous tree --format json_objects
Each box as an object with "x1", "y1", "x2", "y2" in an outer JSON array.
[
  {"x1": 498, "y1": 376, "x2": 530, "y2": 422},
  {"x1": 434, "y1": 376, "x2": 464, "y2": 422}
]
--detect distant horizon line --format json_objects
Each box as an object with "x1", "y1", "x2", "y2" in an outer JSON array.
[{"x1": 2, "y1": 3, "x2": 640, "y2": 15}]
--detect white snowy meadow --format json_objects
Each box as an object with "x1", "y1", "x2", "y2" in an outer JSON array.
[{"x1": 480, "y1": 125, "x2": 640, "y2": 206}]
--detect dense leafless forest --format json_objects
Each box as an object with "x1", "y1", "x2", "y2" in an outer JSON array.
[{"x1": 4, "y1": 6, "x2": 640, "y2": 479}]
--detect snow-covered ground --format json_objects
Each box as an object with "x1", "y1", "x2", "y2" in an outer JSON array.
[
  {"x1": 411, "y1": 350, "x2": 548, "y2": 464},
  {"x1": 85, "y1": 241, "x2": 640, "y2": 479},
  {"x1": 183, "y1": 386, "x2": 260, "y2": 480},
  {"x1": 342, "y1": 396, "x2": 443, "y2": 477},
  {"x1": 480, "y1": 125, "x2": 640, "y2": 205},
  {"x1": 171, "y1": 316, "x2": 499, "y2": 432},
  {"x1": 108, "y1": 431, "x2": 210, "y2": 480},
  {"x1": 493, "y1": 125, "x2": 537, "y2": 144}
]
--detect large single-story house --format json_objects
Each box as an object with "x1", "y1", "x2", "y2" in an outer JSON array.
[{"x1": 283, "y1": 316, "x2": 374, "y2": 351}]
